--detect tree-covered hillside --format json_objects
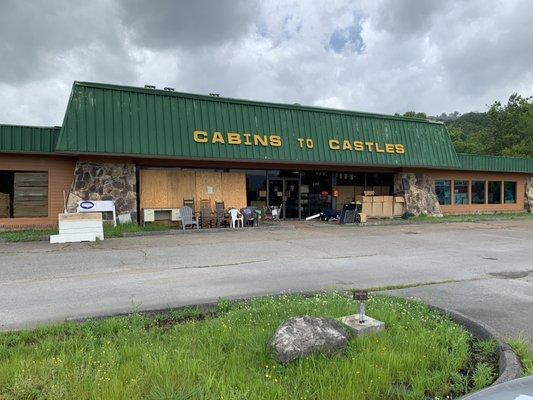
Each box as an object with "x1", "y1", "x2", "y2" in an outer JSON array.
[{"x1": 401, "y1": 94, "x2": 533, "y2": 158}]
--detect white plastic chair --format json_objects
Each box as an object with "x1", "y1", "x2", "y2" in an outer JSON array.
[{"x1": 228, "y1": 209, "x2": 244, "y2": 228}]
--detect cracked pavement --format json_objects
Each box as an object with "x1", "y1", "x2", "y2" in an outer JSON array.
[{"x1": 1, "y1": 219, "x2": 532, "y2": 341}]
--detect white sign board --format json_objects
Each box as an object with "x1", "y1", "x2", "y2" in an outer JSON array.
[{"x1": 77, "y1": 200, "x2": 117, "y2": 226}]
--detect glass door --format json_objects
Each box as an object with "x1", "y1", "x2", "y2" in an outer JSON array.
[
  {"x1": 283, "y1": 179, "x2": 300, "y2": 219},
  {"x1": 268, "y1": 178, "x2": 300, "y2": 219},
  {"x1": 268, "y1": 179, "x2": 283, "y2": 212}
]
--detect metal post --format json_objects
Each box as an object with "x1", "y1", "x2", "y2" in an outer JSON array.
[{"x1": 353, "y1": 290, "x2": 368, "y2": 324}]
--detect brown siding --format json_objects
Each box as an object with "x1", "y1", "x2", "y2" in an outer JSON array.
[
  {"x1": 426, "y1": 170, "x2": 526, "y2": 214},
  {"x1": 0, "y1": 154, "x2": 76, "y2": 228}
]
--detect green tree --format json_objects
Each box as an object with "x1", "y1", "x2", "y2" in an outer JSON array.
[
  {"x1": 402, "y1": 111, "x2": 427, "y2": 120},
  {"x1": 485, "y1": 93, "x2": 533, "y2": 157}
]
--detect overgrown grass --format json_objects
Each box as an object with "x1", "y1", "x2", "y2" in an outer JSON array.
[
  {"x1": 508, "y1": 338, "x2": 533, "y2": 375},
  {"x1": 0, "y1": 294, "x2": 496, "y2": 399},
  {"x1": 0, "y1": 223, "x2": 169, "y2": 242}
]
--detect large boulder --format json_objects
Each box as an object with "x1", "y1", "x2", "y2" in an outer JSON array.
[
  {"x1": 270, "y1": 316, "x2": 348, "y2": 363},
  {"x1": 526, "y1": 177, "x2": 533, "y2": 213}
]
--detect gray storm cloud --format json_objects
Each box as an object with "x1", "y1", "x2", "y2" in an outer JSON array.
[{"x1": 0, "y1": 0, "x2": 531, "y2": 126}]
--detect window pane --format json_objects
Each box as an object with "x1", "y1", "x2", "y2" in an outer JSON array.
[
  {"x1": 471, "y1": 181, "x2": 485, "y2": 204},
  {"x1": 453, "y1": 180, "x2": 469, "y2": 205},
  {"x1": 435, "y1": 180, "x2": 451, "y2": 205},
  {"x1": 243, "y1": 170, "x2": 267, "y2": 208},
  {"x1": 504, "y1": 182, "x2": 516, "y2": 204},
  {"x1": 300, "y1": 171, "x2": 332, "y2": 218},
  {"x1": 488, "y1": 181, "x2": 502, "y2": 204}
]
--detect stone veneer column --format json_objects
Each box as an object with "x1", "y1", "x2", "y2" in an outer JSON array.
[
  {"x1": 393, "y1": 172, "x2": 443, "y2": 216},
  {"x1": 67, "y1": 162, "x2": 138, "y2": 221},
  {"x1": 526, "y1": 177, "x2": 533, "y2": 213}
]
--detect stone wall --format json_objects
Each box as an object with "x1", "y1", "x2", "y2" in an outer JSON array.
[
  {"x1": 526, "y1": 177, "x2": 533, "y2": 213},
  {"x1": 67, "y1": 162, "x2": 137, "y2": 220},
  {"x1": 394, "y1": 173, "x2": 442, "y2": 216}
]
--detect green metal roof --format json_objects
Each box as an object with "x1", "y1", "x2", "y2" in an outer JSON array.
[
  {"x1": 56, "y1": 81, "x2": 461, "y2": 169},
  {"x1": 0, "y1": 124, "x2": 60, "y2": 154},
  {"x1": 457, "y1": 153, "x2": 533, "y2": 174}
]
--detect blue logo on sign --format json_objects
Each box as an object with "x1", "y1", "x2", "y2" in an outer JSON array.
[{"x1": 80, "y1": 201, "x2": 94, "y2": 209}]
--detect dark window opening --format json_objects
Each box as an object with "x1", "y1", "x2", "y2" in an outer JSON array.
[
  {"x1": 244, "y1": 170, "x2": 267, "y2": 209},
  {"x1": 504, "y1": 182, "x2": 516, "y2": 204},
  {"x1": 300, "y1": 171, "x2": 333, "y2": 218},
  {"x1": 453, "y1": 180, "x2": 469, "y2": 205},
  {"x1": 488, "y1": 181, "x2": 502, "y2": 204},
  {"x1": 435, "y1": 180, "x2": 451, "y2": 205},
  {"x1": 471, "y1": 181, "x2": 485, "y2": 204}
]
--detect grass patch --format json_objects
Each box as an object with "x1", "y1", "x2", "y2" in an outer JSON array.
[
  {"x1": 0, "y1": 228, "x2": 58, "y2": 242},
  {"x1": 103, "y1": 222, "x2": 169, "y2": 238},
  {"x1": 508, "y1": 338, "x2": 533, "y2": 376},
  {"x1": 0, "y1": 294, "x2": 497, "y2": 399},
  {"x1": 414, "y1": 212, "x2": 533, "y2": 224},
  {"x1": 0, "y1": 223, "x2": 170, "y2": 242}
]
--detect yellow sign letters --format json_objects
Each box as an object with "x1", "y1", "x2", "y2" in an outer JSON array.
[{"x1": 193, "y1": 130, "x2": 405, "y2": 155}]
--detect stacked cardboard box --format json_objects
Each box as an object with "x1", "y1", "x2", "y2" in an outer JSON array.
[
  {"x1": 0, "y1": 192, "x2": 10, "y2": 218},
  {"x1": 354, "y1": 193, "x2": 405, "y2": 218}
]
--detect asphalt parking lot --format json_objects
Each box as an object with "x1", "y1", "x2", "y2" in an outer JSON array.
[{"x1": 1, "y1": 219, "x2": 532, "y2": 344}]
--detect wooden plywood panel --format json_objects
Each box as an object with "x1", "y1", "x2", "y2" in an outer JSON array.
[
  {"x1": 140, "y1": 169, "x2": 168, "y2": 209},
  {"x1": 221, "y1": 172, "x2": 246, "y2": 209},
  {"x1": 168, "y1": 170, "x2": 195, "y2": 208},
  {"x1": 195, "y1": 171, "x2": 222, "y2": 209},
  {"x1": 140, "y1": 169, "x2": 197, "y2": 210},
  {"x1": 0, "y1": 192, "x2": 10, "y2": 218},
  {"x1": 13, "y1": 172, "x2": 48, "y2": 217},
  {"x1": 14, "y1": 172, "x2": 48, "y2": 187}
]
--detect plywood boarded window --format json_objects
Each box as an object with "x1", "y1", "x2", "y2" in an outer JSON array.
[
  {"x1": 139, "y1": 169, "x2": 246, "y2": 211},
  {"x1": 2, "y1": 172, "x2": 49, "y2": 218}
]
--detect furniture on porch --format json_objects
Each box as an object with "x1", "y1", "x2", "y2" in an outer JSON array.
[
  {"x1": 142, "y1": 208, "x2": 181, "y2": 226},
  {"x1": 179, "y1": 206, "x2": 199, "y2": 230},
  {"x1": 183, "y1": 198, "x2": 195, "y2": 213},
  {"x1": 228, "y1": 208, "x2": 244, "y2": 228},
  {"x1": 215, "y1": 201, "x2": 229, "y2": 227},
  {"x1": 199, "y1": 199, "x2": 216, "y2": 228}
]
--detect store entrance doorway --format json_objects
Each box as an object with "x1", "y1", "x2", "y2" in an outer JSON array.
[{"x1": 268, "y1": 178, "x2": 300, "y2": 219}]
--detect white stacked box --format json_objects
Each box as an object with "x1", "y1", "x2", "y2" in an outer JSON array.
[{"x1": 50, "y1": 213, "x2": 104, "y2": 244}]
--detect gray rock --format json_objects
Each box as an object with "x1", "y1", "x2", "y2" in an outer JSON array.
[
  {"x1": 394, "y1": 172, "x2": 443, "y2": 216},
  {"x1": 66, "y1": 162, "x2": 137, "y2": 217},
  {"x1": 526, "y1": 176, "x2": 533, "y2": 213},
  {"x1": 270, "y1": 316, "x2": 349, "y2": 363}
]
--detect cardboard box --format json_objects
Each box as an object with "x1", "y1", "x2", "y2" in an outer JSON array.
[
  {"x1": 393, "y1": 202, "x2": 405, "y2": 216},
  {"x1": 394, "y1": 196, "x2": 405, "y2": 203},
  {"x1": 371, "y1": 202, "x2": 383, "y2": 217},
  {"x1": 362, "y1": 202, "x2": 372, "y2": 216},
  {"x1": 372, "y1": 196, "x2": 384, "y2": 203},
  {"x1": 382, "y1": 201, "x2": 393, "y2": 217},
  {"x1": 381, "y1": 186, "x2": 390, "y2": 195},
  {"x1": 382, "y1": 196, "x2": 394, "y2": 202},
  {"x1": 363, "y1": 190, "x2": 375, "y2": 196},
  {"x1": 358, "y1": 213, "x2": 367, "y2": 223},
  {"x1": 356, "y1": 195, "x2": 373, "y2": 203},
  {"x1": 372, "y1": 186, "x2": 382, "y2": 195}
]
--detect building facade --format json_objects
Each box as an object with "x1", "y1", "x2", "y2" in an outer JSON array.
[{"x1": 1, "y1": 81, "x2": 532, "y2": 228}]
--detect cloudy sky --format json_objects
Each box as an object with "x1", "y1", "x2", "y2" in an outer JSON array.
[{"x1": 1, "y1": 0, "x2": 532, "y2": 126}]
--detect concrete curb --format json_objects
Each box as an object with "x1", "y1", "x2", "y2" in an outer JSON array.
[{"x1": 426, "y1": 304, "x2": 522, "y2": 384}]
